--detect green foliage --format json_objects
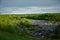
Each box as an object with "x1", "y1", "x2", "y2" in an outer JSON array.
[
  {"x1": 0, "y1": 15, "x2": 32, "y2": 33},
  {"x1": 0, "y1": 13, "x2": 60, "y2": 40},
  {"x1": 0, "y1": 13, "x2": 60, "y2": 33},
  {"x1": 25, "y1": 13, "x2": 60, "y2": 22},
  {"x1": 20, "y1": 18, "x2": 32, "y2": 27},
  {"x1": 53, "y1": 24, "x2": 60, "y2": 39},
  {"x1": 0, "y1": 15, "x2": 19, "y2": 33},
  {"x1": 0, "y1": 31, "x2": 39, "y2": 40}
]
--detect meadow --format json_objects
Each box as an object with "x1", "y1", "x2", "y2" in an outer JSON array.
[{"x1": 0, "y1": 13, "x2": 60, "y2": 40}]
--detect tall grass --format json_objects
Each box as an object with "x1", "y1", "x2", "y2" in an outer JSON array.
[
  {"x1": 0, "y1": 15, "x2": 21, "y2": 33},
  {"x1": 0, "y1": 15, "x2": 32, "y2": 33},
  {"x1": 0, "y1": 31, "x2": 39, "y2": 40}
]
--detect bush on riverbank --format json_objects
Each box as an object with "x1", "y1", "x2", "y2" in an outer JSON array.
[{"x1": 20, "y1": 18, "x2": 32, "y2": 27}]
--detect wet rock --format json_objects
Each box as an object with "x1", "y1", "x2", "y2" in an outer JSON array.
[{"x1": 17, "y1": 25, "x2": 23, "y2": 32}]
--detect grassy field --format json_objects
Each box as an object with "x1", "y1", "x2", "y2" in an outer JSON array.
[
  {"x1": 0, "y1": 31, "x2": 40, "y2": 40},
  {"x1": 0, "y1": 13, "x2": 60, "y2": 40},
  {"x1": 0, "y1": 14, "x2": 36, "y2": 40},
  {"x1": 0, "y1": 15, "x2": 20, "y2": 33}
]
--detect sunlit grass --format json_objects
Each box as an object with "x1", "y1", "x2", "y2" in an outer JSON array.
[{"x1": 0, "y1": 15, "x2": 20, "y2": 33}]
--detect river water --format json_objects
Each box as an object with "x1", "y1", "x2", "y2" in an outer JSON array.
[{"x1": 28, "y1": 19, "x2": 58, "y2": 31}]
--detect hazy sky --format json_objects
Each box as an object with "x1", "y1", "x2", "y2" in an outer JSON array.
[{"x1": 0, "y1": 0, "x2": 60, "y2": 14}]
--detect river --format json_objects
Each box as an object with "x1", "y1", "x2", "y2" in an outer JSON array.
[{"x1": 28, "y1": 19, "x2": 58, "y2": 31}]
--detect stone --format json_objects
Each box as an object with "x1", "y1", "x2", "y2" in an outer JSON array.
[{"x1": 17, "y1": 25, "x2": 23, "y2": 32}]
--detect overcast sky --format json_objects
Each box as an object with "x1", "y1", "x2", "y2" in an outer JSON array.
[{"x1": 0, "y1": 0, "x2": 60, "y2": 14}]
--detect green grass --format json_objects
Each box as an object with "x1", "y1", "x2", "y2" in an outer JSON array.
[
  {"x1": 0, "y1": 15, "x2": 32, "y2": 33},
  {"x1": 0, "y1": 31, "x2": 40, "y2": 40},
  {"x1": 0, "y1": 15, "x2": 37, "y2": 40},
  {"x1": 0, "y1": 31, "x2": 58, "y2": 40},
  {"x1": 0, "y1": 15, "x2": 19, "y2": 33},
  {"x1": 0, "y1": 14, "x2": 60, "y2": 40}
]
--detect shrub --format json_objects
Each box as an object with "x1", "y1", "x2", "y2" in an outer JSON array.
[{"x1": 20, "y1": 18, "x2": 32, "y2": 27}]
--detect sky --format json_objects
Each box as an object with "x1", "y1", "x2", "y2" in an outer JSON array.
[{"x1": 0, "y1": 0, "x2": 60, "y2": 14}]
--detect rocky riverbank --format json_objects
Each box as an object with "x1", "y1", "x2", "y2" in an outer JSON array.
[{"x1": 17, "y1": 19, "x2": 58, "y2": 38}]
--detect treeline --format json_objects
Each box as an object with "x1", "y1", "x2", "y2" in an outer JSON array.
[{"x1": 24, "y1": 13, "x2": 60, "y2": 22}]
